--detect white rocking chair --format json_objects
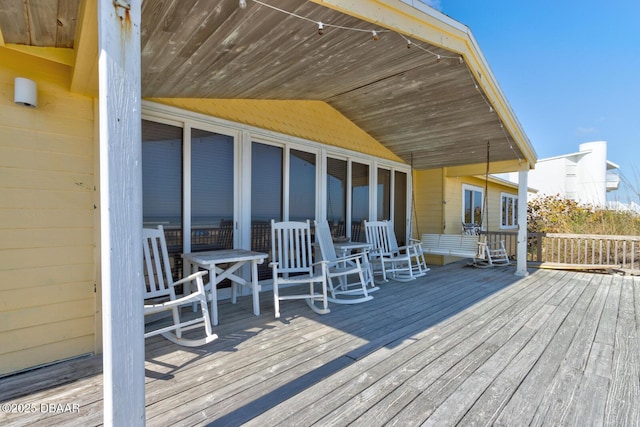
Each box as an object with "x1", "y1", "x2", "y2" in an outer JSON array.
[
  {"x1": 314, "y1": 220, "x2": 377, "y2": 304},
  {"x1": 364, "y1": 220, "x2": 416, "y2": 282},
  {"x1": 270, "y1": 220, "x2": 330, "y2": 318},
  {"x1": 143, "y1": 225, "x2": 217, "y2": 347},
  {"x1": 386, "y1": 221, "x2": 430, "y2": 277}
]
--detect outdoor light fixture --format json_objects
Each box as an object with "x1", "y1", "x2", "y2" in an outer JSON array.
[
  {"x1": 14, "y1": 77, "x2": 37, "y2": 108},
  {"x1": 317, "y1": 22, "x2": 324, "y2": 35},
  {"x1": 372, "y1": 31, "x2": 379, "y2": 41},
  {"x1": 239, "y1": 0, "x2": 247, "y2": 9}
]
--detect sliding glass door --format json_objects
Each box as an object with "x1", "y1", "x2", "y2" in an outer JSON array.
[{"x1": 191, "y1": 128, "x2": 235, "y2": 251}]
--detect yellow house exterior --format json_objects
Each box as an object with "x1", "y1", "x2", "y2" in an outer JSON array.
[
  {"x1": 414, "y1": 168, "x2": 522, "y2": 265},
  {"x1": 0, "y1": 48, "x2": 96, "y2": 375},
  {"x1": 0, "y1": 51, "x2": 410, "y2": 376},
  {"x1": 0, "y1": 2, "x2": 537, "y2": 407}
]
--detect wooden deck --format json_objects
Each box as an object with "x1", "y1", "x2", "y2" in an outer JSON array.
[{"x1": 1, "y1": 262, "x2": 639, "y2": 426}]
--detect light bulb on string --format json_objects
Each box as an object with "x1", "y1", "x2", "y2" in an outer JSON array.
[
  {"x1": 436, "y1": 55, "x2": 441, "y2": 63},
  {"x1": 239, "y1": 0, "x2": 247, "y2": 9},
  {"x1": 317, "y1": 22, "x2": 324, "y2": 35},
  {"x1": 406, "y1": 39, "x2": 412, "y2": 49},
  {"x1": 372, "y1": 31, "x2": 379, "y2": 41}
]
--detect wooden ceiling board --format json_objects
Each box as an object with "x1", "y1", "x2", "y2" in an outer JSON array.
[{"x1": 1, "y1": 0, "x2": 533, "y2": 171}]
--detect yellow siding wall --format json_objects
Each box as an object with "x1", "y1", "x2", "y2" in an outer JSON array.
[
  {"x1": 416, "y1": 170, "x2": 517, "y2": 265},
  {"x1": 0, "y1": 48, "x2": 95, "y2": 376},
  {"x1": 413, "y1": 168, "x2": 444, "y2": 236},
  {"x1": 148, "y1": 98, "x2": 403, "y2": 163}
]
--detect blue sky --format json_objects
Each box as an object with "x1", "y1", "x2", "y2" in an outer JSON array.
[{"x1": 425, "y1": 1, "x2": 640, "y2": 203}]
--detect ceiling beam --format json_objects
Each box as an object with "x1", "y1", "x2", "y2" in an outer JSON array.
[{"x1": 71, "y1": 0, "x2": 99, "y2": 95}]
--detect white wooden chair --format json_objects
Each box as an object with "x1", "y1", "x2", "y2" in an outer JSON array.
[
  {"x1": 143, "y1": 225, "x2": 217, "y2": 347},
  {"x1": 473, "y1": 235, "x2": 511, "y2": 268},
  {"x1": 386, "y1": 221, "x2": 430, "y2": 277},
  {"x1": 314, "y1": 220, "x2": 377, "y2": 304},
  {"x1": 364, "y1": 220, "x2": 416, "y2": 282},
  {"x1": 270, "y1": 220, "x2": 330, "y2": 318}
]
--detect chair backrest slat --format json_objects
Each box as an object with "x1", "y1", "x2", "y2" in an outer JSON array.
[
  {"x1": 365, "y1": 220, "x2": 395, "y2": 255},
  {"x1": 143, "y1": 225, "x2": 175, "y2": 299},
  {"x1": 315, "y1": 220, "x2": 338, "y2": 262},
  {"x1": 271, "y1": 220, "x2": 314, "y2": 274}
]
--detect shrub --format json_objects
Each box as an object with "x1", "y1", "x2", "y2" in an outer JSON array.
[{"x1": 527, "y1": 195, "x2": 640, "y2": 235}]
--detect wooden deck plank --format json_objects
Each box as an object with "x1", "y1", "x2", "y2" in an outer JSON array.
[
  {"x1": 526, "y1": 274, "x2": 610, "y2": 425},
  {"x1": 340, "y1": 272, "x2": 568, "y2": 426},
  {"x1": 2, "y1": 265, "x2": 639, "y2": 427},
  {"x1": 604, "y1": 275, "x2": 640, "y2": 426},
  {"x1": 167, "y1": 266, "x2": 502, "y2": 426},
  {"x1": 245, "y1": 270, "x2": 531, "y2": 426},
  {"x1": 399, "y1": 273, "x2": 592, "y2": 426},
  {"x1": 489, "y1": 272, "x2": 597, "y2": 425},
  {"x1": 271, "y1": 270, "x2": 565, "y2": 426}
]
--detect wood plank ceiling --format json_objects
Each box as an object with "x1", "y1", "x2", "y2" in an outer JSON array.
[{"x1": 0, "y1": 0, "x2": 528, "y2": 170}]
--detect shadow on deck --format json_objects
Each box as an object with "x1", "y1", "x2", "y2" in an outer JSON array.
[{"x1": 2, "y1": 262, "x2": 638, "y2": 426}]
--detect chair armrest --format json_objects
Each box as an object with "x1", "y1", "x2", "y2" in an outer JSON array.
[
  {"x1": 172, "y1": 270, "x2": 208, "y2": 294},
  {"x1": 333, "y1": 253, "x2": 364, "y2": 264}
]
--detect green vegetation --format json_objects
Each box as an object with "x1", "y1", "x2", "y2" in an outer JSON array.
[{"x1": 528, "y1": 195, "x2": 640, "y2": 235}]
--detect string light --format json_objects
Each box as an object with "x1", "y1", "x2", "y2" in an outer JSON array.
[{"x1": 240, "y1": 0, "x2": 523, "y2": 163}]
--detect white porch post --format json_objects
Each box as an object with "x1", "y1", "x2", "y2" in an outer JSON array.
[
  {"x1": 98, "y1": 1, "x2": 144, "y2": 425},
  {"x1": 515, "y1": 168, "x2": 529, "y2": 277}
]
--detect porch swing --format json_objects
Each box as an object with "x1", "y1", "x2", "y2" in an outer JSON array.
[{"x1": 469, "y1": 141, "x2": 510, "y2": 268}]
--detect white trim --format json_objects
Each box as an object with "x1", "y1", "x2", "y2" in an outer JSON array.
[
  {"x1": 499, "y1": 192, "x2": 518, "y2": 230},
  {"x1": 182, "y1": 126, "x2": 192, "y2": 252},
  {"x1": 462, "y1": 183, "x2": 484, "y2": 228}
]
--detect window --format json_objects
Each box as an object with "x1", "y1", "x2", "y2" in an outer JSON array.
[
  {"x1": 500, "y1": 193, "x2": 518, "y2": 229},
  {"x1": 251, "y1": 142, "x2": 283, "y2": 280},
  {"x1": 191, "y1": 129, "x2": 234, "y2": 250},
  {"x1": 326, "y1": 157, "x2": 347, "y2": 237},
  {"x1": 289, "y1": 149, "x2": 316, "y2": 222},
  {"x1": 377, "y1": 168, "x2": 391, "y2": 221},
  {"x1": 462, "y1": 184, "x2": 483, "y2": 227},
  {"x1": 394, "y1": 171, "x2": 407, "y2": 244},
  {"x1": 142, "y1": 120, "x2": 183, "y2": 275},
  {"x1": 351, "y1": 162, "x2": 369, "y2": 242}
]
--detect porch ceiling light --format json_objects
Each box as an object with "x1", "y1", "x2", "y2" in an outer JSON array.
[{"x1": 14, "y1": 77, "x2": 37, "y2": 108}]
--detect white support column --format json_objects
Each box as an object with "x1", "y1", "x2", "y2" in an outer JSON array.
[
  {"x1": 515, "y1": 168, "x2": 530, "y2": 277},
  {"x1": 98, "y1": 1, "x2": 144, "y2": 425}
]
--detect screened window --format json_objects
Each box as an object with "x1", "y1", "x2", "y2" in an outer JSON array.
[
  {"x1": 501, "y1": 193, "x2": 518, "y2": 229},
  {"x1": 327, "y1": 158, "x2": 347, "y2": 238},
  {"x1": 251, "y1": 142, "x2": 283, "y2": 280},
  {"x1": 142, "y1": 120, "x2": 183, "y2": 275},
  {"x1": 463, "y1": 184, "x2": 484, "y2": 227},
  {"x1": 191, "y1": 129, "x2": 234, "y2": 250},
  {"x1": 289, "y1": 149, "x2": 316, "y2": 222},
  {"x1": 377, "y1": 168, "x2": 391, "y2": 221},
  {"x1": 394, "y1": 171, "x2": 407, "y2": 244},
  {"x1": 352, "y1": 162, "x2": 369, "y2": 242}
]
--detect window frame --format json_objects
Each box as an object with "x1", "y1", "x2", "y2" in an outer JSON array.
[
  {"x1": 462, "y1": 183, "x2": 484, "y2": 229},
  {"x1": 500, "y1": 192, "x2": 518, "y2": 230}
]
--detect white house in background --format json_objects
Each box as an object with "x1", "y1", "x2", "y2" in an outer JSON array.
[{"x1": 507, "y1": 141, "x2": 619, "y2": 206}]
